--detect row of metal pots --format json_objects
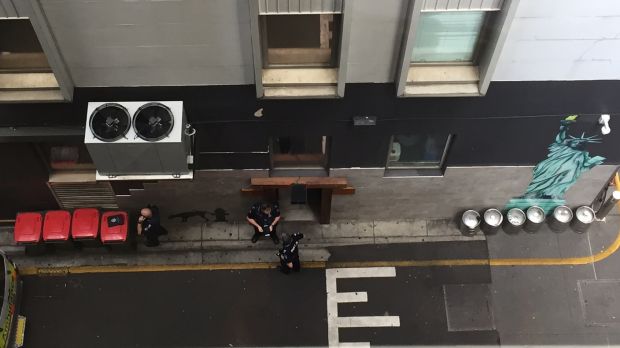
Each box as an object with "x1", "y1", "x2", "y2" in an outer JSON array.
[{"x1": 460, "y1": 205, "x2": 596, "y2": 236}]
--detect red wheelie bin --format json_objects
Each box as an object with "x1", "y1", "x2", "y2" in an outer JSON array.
[
  {"x1": 43, "y1": 210, "x2": 76, "y2": 251},
  {"x1": 100, "y1": 211, "x2": 135, "y2": 251},
  {"x1": 14, "y1": 212, "x2": 47, "y2": 255},
  {"x1": 71, "y1": 208, "x2": 101, "y2": 247}
]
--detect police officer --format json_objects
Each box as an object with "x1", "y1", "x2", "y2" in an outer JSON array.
[
  {"x1": 246, "y1": 202, "x2": 281, "y2": 244},
  {"x1": 278, "y1": 233, "x2": 303, "y2": 274},
  {"x1": 137, "y1": 205, "x2": 167, "y2": 247}
]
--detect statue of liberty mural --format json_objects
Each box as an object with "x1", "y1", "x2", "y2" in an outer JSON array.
[{"x1": 506, "y1": 115, "x2": 605, "y2": 214}]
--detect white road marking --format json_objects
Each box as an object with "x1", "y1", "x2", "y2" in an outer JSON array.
[
  {"x1": 336, "y1": 316, "x2": 401, "y2": 328},
  {"x1": 326, "y1": 267, "x2": 401, "y2": 347}
]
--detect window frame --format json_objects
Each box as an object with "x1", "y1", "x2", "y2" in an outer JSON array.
[
  {"x1": 395, "y1": 0, "x2": 520, "y2": 97},
  {"x1": 259, "y1": 13, "x2": 342, "y2": 69},
  {"x1": 1, "y1": 1, "x2": 74, "y2": 101},
  {"x1": 248, "y1": 0, "x2": 353, "y2": 99},
  {"x1": 269, "y1": 135, "x2": 331, "y2": 170},
  {"x1": 384, "y1": 134, "x2": 453, "y2": 177}
]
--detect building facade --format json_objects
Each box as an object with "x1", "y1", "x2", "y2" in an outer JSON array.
[{"x1": 1, "y1": 0, "x2": 619, "y2": 222}]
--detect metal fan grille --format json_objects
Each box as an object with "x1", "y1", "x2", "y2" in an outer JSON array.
[
  {"x1": 89, "y1": 103, "x2": 131, "y2": 142},
  {"x1": 133, "y1": 103, "x2": 174, "y2": 141}
]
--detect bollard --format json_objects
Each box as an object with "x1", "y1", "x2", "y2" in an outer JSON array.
[
  {"x1": 572, "y1": 206, "x2": 596, "y2": 234},
  {"x1": 549, "y1": 205, "x2": 573, "y2": 233},
  {"x1": 524, "y1": 206, "x2": 545, "y2": 233},
  {"x1": 460, "y1": 210, "x2": 481, "y2": 236},
  {"x1": 503, "y1": 208, "x2": 526, "y2": 234},
  {"x1": 595, "y1": 191, "x2": 620, "y2": 220},
  {"x1": 481, "y1": 208, "x2": 503, "y2": 235}
]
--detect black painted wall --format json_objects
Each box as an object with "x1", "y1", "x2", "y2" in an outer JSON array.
[
  {"x1": 1, "y1": 81, "x2": 619, "y2": 170},
  {"x1": 0, "y1": 143, "x2": 59, "y2": 218}
]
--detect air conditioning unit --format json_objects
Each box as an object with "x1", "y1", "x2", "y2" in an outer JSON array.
[{"x1": 84, "y1": 101, "x2": 191, "y2": 177}]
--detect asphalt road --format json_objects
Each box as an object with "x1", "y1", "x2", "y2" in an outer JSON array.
[{"x1": 20, "y1": 265, "x2": 496, "y2": 347}]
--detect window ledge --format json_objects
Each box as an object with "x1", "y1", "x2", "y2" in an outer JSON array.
[
  {"x1": 0, "y1": 72, "x2": 64, "y2": 102},
  {"x1": 404, "y1": 83, "x2": 480, "y2": 97},
  {"x1": 403, "y1": 65, "x2": 481, "y2": 97},
  {"x1": 384, "y1": 168, "x2": 445, "y2": 178},
  {"x1": 262, "y1": 68, "x2": 338, "y2": 86},
  {"x1": 264, "y1": 85, "x2": 338, "y2": 99},
  {"x1": 407, "y1": 65, "x2": 479, "y2": 84}
]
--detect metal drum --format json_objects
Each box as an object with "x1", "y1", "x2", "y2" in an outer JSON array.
[
  {"x1": 549, "y1": 205, "x2": 573, "y2": 233},
  {"x1": 571, "y1": 206, "x2": 596, "y2": 233},
  {"x1": 481, "y1": 208, "x2": 503, "y2": 235},
  {"x1": 503, "y1": 208, "x2": 526, "y2": 234},
  {"x1": 524, "y1": 206, "x2": 545, "y2": 233},
  {"x1": 460, "y1": 210, "x2": 481, "y2": 236}
]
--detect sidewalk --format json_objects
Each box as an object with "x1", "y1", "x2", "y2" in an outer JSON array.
[{"x1": 0, "y1": 218, "x2": 483, "y2": 269}]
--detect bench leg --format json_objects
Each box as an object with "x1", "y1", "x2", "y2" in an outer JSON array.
[{"x1": 320, "y1": 188, "x2": 333, "y2": 224}]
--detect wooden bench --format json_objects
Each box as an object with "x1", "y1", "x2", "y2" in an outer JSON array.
[{"x1": 241, "y1": 177, "x2": 355, "y2": 224}]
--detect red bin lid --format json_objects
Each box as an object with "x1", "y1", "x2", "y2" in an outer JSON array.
[
  {"x1": 100, "y1": 211, "x2": 128, "y2": 243},
  {"x1": 71, "y1": 208, "x2": 100, "y2": 239},
  {"x1": 14, "y1": 212, "x2": 43, "y2": 243},
  {"x1": 43, "y1": 210, "x2": 71, "y2": 241}
]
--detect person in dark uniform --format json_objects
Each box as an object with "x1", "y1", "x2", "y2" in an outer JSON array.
[
  {"x1": 137, "y1": 205, "x2": 167, "y2": 247},
  {"x1": 277, "y1": 233, "x2": 303, "y2": 274},
  {"x1": 246, "y1": 202, "x2": 281, "y2": 244}
]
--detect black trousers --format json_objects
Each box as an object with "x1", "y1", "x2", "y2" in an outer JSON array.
[
  {"x1": 144, "y1": 226, "x2": 168, "y2": 247},
  {"x1": 253, "y1": 225, "x2": 279, "y2": 242},
  {"x1": 280, "y1": 256, "x2": 301, "y2": 274}
]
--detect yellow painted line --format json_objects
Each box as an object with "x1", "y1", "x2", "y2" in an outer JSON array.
[
  {"x1": 17, "y1": 223, "x2": 619, "y2": 275},
  {"x1": 19, "y1": 186, "x2": 620, "y2": 276}
]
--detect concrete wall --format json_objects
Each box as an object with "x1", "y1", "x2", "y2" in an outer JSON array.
[
  {"x1": 117, "y1": 165, "x2": 618, "y2": 223},
  {"x1": 39, "y1": 0, "x2": 620, "y2": 87},
  {"x1": 345, "y1": 0, "x2": 408, "y2": 83},
  {"x1": 40, "y1": 0, "x2": 254, "y2": 87},
  {"x1": 493, "y1": 0, "x2": 620, "y2": 81}
]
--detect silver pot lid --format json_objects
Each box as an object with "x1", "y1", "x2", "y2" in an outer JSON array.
[
  {"x1": 575, "y1": 206, "x2": 595, "y2": 223},
  {"x1": 507, "y1": 208, "x2": 526, "y2": 225},
  {"x1": 462, "y1": 210, "x2": 481, "y2": 228},
  {"x1": 553, "y1": 205, "x2": 573, "y2": 223},
  {"x1": 526, "y1": 206, "x2": 545, "y2": 223},
  {"x1": 484, "y1": 208, "x2": 503, "y2": 227}
]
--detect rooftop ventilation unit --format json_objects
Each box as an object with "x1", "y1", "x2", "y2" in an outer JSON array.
[{"x1": 84, "y1": 101, "x2": 190, "y2": 178}]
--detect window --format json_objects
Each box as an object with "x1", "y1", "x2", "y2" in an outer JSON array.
[
  {"x1": 270, "y1": 136, "x2": 329, "y2": 169},
  {"x1": 396, "y1": 0, "x2": 519, "y2": 97},
  {"x1": 411, "y1": 11, "x2": 487, "y2": 63},
  {"x1": 0, "y1": 17, "x2": 70, "y2": 102},
  {"x1": 385, "y1": 134, "x2": 452, "y2": 177},
  {"x1": 36, "y1": 143, "x2": 96, "y2": 173},
  {"x1": 0, "y1": 18, "x2": 51, "y2": 72},
  {"x1": 261, "y1": 14, "x2": 341, "y2": 67}
]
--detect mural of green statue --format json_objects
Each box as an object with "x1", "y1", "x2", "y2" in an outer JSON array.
[{"x1": 506, "y1": 115, "x2": 605, "y2": 214}]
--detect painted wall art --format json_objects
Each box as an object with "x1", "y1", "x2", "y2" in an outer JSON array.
[{"x1": 506, "y1": 115, "x2": 605, "y2": 214}]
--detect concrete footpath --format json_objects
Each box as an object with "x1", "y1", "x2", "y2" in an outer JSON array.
[{"x1": 0, "y1": 218, "x2": 483, "y2": 269}]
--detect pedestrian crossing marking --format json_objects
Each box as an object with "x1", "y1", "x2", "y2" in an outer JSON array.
[{"x1": 326, "y1": 267, "x2": 401, "y2": 347}]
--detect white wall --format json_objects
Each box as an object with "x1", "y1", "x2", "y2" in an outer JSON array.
[
  {"x1": 41, "y1": 0, "x2": 255, "y2": 87},
  {"x1": 493, "y1": 0, "x2": 620, "y2": 81}
]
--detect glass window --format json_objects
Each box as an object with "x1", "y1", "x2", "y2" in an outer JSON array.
[
  {"x1": 0, "y1": 18, "x2": 51, "y2": 71},
  {"x1": 271, "y1": 136, "x2": 328, "y2": 168},
  {"x1": 37, "y1": 143, "x2": 95, "y2": 172},
  {"x1": 411, "y1": 11, "x2": 486, "y2": 63},
  {"x1": 387, "y1": 134, "x2": 451, "y2": 169},
  {"x1": 261, "y1": 14, "x2": 340, "y2": 67}
]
